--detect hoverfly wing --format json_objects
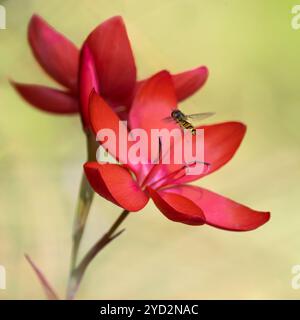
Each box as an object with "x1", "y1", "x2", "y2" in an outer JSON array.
[{"x1": 185, "y1": 112, "x2": 215, "y2": 121}]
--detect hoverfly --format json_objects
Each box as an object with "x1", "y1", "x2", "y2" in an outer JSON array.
[{"x1": 164, "y1": 110, "x2": 215, "y2": 135}]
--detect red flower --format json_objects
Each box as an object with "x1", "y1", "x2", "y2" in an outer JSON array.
[
  {"x1": 12, "y1": 15, "x2": 208, "y2": 130},
  {"x1": 84, "y1": 71, "x2": 270, "y2": 231}
]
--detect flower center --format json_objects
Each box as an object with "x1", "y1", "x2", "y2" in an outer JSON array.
[{"x1": 140, "y1": 138, "x2": 210, "y2": 190}]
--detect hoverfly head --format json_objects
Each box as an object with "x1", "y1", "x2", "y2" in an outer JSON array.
[{"x1": 171, "y1": 109, "x2": 182, "y2": 118}]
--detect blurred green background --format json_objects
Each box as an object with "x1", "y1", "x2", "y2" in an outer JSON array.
[{"x1": 0, "y1": 0, "x2": 300, "y2": 299}]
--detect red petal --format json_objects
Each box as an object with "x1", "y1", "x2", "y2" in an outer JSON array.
[
  {"x1": 11, "y1": 82, "x2": 79, "y2": 114},
  {"x1": 79, "y1": 45, "x2": 100, "y2": 128},
  {"x1": 172, "y1": 66, "x2": 208, "y2": 101},
  {"x1": 129, "y1": 71, "x2": 178, "y2": 130},
  {"x1": 178, "y1": 121, "x2": 246, "y2": 184},
  {"x1": 86, "y1": 16, "x2": 136, "y2": 105},
  {"x1": 28, "y1": 15, "x2": 79, "y2": 92},
  {"x1": 89, "y1": 91, "x2": 140, "y2": 173},
  {"x1": 128, "y1": 71, "x2": 180, "y2": 168},
  {"x1": 152, "y1": 121, "x2": 246, "y2": 188},
  {"x1": 164, "y1": 185, "x2": 270, "y2": 231},
  {"x1": 148, "y1": 188, "x2": 205, "y2": 225},
  {"x1": 84, "y1": 162, "x2": 148, "y2": 211}
]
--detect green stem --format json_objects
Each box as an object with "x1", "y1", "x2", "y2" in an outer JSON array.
[
  {"x1": 69, "y1": 173, "x2": 94, "y2": 271},
  {"x1": 66, "y1": 132, "x2": 98, "y2": 297},
  {"x1": 67, "y1": 210, "x2": 130, "y2": 300}
]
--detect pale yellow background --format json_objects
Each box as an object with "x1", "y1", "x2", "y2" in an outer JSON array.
[{"x1": 0, "y1": 0, "x2": 300, "y2": 299}]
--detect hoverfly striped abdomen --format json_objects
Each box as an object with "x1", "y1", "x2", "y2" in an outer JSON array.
[{"x1": 180, "y1": 119, "x2": 196, "y2": 135}]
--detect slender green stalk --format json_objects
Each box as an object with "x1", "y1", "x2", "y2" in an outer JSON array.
[
  {"x1": 66, "y1": 132, "x2": 98, "y2": 297},
  {"x1": 69, "y1": 132, "x2": 97, "y2": 270},
  {"x1": 69, "y1": 173, "x2": 94, "y2": 271},
  {"x1": 66, "y1": 210, "x2": 130, "y2": 300}
]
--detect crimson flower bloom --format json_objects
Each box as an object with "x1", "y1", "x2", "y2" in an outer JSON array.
[
  {"x1": 84, "y1": 71, "x2": 270, "y2": 231},
  {"x1": 12, "y1": 15, "x2": 208, "y2": 130}
]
